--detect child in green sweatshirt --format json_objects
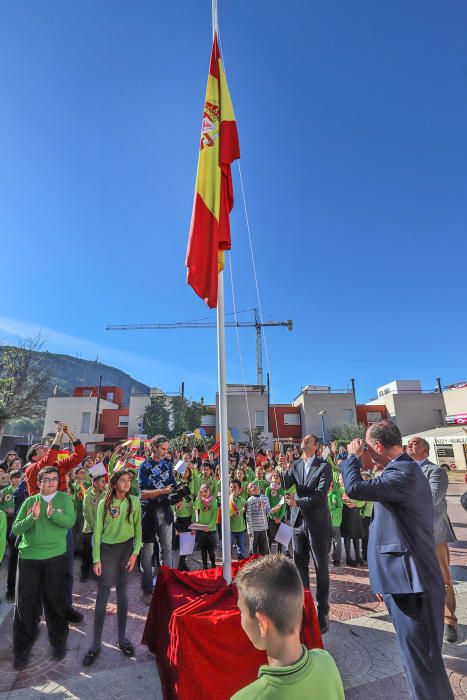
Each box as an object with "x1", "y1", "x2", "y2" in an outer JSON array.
[
  {"x1": 232, "y1": 555, "x2": 344, "y2": 700},
  {"x1": 230, "y1": 480, "x2": 247, "y2": 560},
  {"x1": 173, "y1": 465, "x2": 197, "y2": 571},
  {"x1": 80, "y1": 473, "x2": 107, "y2": 581},
  {"x1": 12, "y1": 465, "x2": 76, "y2": 669},
  {"x1": 83, "y1": 469, "x2": 142, "y2": 667},
  {"x1": 193, "y1": 483, "x2": 218, "y2": 569},
  {"x1": 266, "y1": 470, "x2": 286, "y2": 553}
]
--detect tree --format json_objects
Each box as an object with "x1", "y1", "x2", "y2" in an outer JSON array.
[
  {"x1": 0, "y1": 336, "x2": 50, "y2": 430},
  {"x1": 143, "y1": 394, "x2": 170, "y2": 438},
  {"x1": 170, "y1": 395, "x2": 207, "y2": 437},
  {"x1": 328, "y1": 422, "x2": 367, "y2": 443},
  {"x1": 245, "y1": 427, "x2": 267, "y2": 452}
]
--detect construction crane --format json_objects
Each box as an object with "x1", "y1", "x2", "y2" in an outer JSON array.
[{"x1": 106, "y1": 309, "x2": 293, "y2": 385}]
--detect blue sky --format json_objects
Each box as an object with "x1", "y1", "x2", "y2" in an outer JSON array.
[{"x1": 1, "y1": 1, "x2": 466, "y2": 405}]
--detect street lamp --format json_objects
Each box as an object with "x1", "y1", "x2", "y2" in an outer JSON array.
[{"x1": 318, "y1": 410, "x2": 327, "y2": 443}]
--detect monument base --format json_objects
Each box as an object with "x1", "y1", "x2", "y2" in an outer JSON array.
[{"x1": 142, "y1": 558, "x2": 323, "y2": 700}]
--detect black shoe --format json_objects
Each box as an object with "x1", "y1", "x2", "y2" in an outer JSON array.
[
  {"x1": 6, "y1": 591, "x2": 15, "y2": 603},
  {"x1": 332, "y1": 560, "x2": 340, "y2": 567},
  {"x1": 52, "y1": 646, "x2": 67, "y2": 661},
  {"x1": 116, "y1": 639, "x2": 135, "y2": 657},
  {"x1": 444, "y1": 624, "x2": 458, "y2": 643},
  {"x1": 83, "y1": 649, "x2": 100, "y2": 666},
  {"x1": 13, "y1": 655, "x2": 28, "y2": 670},
  {"x1": 356, "y1": 558, "x2": 365, "y2": 566},
  {"x1": 346, "y1": 559, "x2": 357, "y2": 567},
  {"x1": 318, "y1": 614, "x2": 329, "y2": 635},
  {"x1": 65, "y1": 607, "x2": 83, "y2": 623}
]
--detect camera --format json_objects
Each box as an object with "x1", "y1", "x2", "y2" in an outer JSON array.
[{"x1": 167, "y1": 482, "x2": 191, "y2": 506}]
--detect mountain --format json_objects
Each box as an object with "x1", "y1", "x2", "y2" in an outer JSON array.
[{"x1": 0, "y1": 347, "x2": 150, "y2": 407}]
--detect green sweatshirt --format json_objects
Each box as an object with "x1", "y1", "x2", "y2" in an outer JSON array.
[
  {"x1": 245, "y1": 467, "x2": 255, "y2": 482},
  {"x1": 0, "y1": 484, "x2": 15, "y2": 515},
  {"x1": 13, "y1": 492, "x2": 76, "y2": 560},
  {"x1": 252, "y1": 478, "x2": 269, "y2": 494},
  {"x1": 327, "y1": 488, "x2": 343, "y2": 527},
  {"x1": 173, "y1": 478, "x2": 197, "y2": 519},
  {"x1": 93, "y1": 495, "x2": 142, "y2": 563},
  {"x1": 82, "y1": 486, "x2": 106, "y2": 533},
  {"x1": 361, "y1": 500, "x2": 374, "y2": 518},
  {"x1": 230, "y1": 495, "x2": 246, "y2": 533},
  {"x1": 266, "y1": 486, "x2": 286, "y2": 521},
  {"x1": 193, "y1": 497, "x2": 218, "y2": 531},
  {"x1": 197, "y1": 475, "x2": 218, "y2": 499},
  {"x1": 0, "y1": 510, "x2": 6, "y2": 563},
  {"x1": 231, "y1": 646, "x2": 345, "y2": 700}
]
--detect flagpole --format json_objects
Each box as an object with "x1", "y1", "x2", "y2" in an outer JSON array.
[{"x1": 212, "y1": 0, "x2": 232, "y2": 585}]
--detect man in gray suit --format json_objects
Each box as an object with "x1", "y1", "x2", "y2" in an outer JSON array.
[{"x1": 407, "y1": 436, "x2": 458, "y2": 643}]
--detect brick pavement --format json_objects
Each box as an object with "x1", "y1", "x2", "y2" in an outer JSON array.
[{"x1": 0, "y1": 484, "x2": 465, "y2": 699}]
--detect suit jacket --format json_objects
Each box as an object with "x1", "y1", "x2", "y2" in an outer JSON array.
[
  {"x1": 341, "y1": 454, "x2": 444, "y2": 596},
  {"x1": 283, "y1": 456, "x2": 332, "y2": 531},
  {"x1": 420, "y1": 460, "x2": 457, "y2": 544}
]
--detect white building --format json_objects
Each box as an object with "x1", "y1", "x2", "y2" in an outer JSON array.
[
  {"x1": 293, "y1": 385, "x2": 357, "y2": 439},
  {"x1": 216, "y1": 384, "x2": 272, "y2": 447},
  {"x1": 367, "y1": 379, "x2": 445, "y2": 436},
  {"x1": 43, "y1": 395, "x2": 118, "y2": 450}
]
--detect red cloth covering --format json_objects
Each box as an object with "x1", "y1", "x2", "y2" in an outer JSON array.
[{"x1": 142, "y1": 559, "x2": 323, "y2": 700}]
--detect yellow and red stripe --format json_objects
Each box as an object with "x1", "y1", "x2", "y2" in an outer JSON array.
[{"x1": 186, "y1": 34, "x2": 240, "y2": 308}]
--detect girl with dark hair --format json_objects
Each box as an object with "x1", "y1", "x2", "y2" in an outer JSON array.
[{"x1": 83, "y1": 469, "x2": 142, "y2": 666}]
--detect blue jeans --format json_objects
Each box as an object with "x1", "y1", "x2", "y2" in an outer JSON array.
[{"x1": 231, "y1": 531, "x2": 247, "y2": 560}]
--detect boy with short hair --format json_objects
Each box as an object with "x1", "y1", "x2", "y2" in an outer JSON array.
[
  {"x1": 251, "y1": 466, "x2": 268, "y2": 494},
  {"x1": 246, "y1": 482, "x2": 270, "y2": 555},
  {"x1": 232, "y1": 555, "x2": 344, "y2": 699}
]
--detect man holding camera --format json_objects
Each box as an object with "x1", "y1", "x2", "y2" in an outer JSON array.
[{"x1": 138, "y1": 435, "x2": 176, "y2": 605}]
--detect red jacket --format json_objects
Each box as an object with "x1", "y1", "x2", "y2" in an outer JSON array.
[{"x1": 25, "y1": 441, "x2": 86, "y2": 496}]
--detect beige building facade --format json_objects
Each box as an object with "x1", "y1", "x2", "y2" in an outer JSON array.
[
  {"x1": 367, "y1": 380, "x2": 445, "y2": 436},
  {"x1": 43, "y1": 395, "x2": 118, "y2": 449},
  {"x1": 293, "y1": 386, "x2": 356, "y2": 439}
]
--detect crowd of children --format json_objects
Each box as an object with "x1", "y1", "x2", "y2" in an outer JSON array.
[{"x1": 0, "y1": 435, "x2": 375, "y2": 679}]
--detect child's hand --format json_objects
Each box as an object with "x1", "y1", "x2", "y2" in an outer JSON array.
[
  {"x1": 274, "y1": 517, "x2": 280, "y2": 524},
  {"x1": 47, "y1": 502, "x2": 54, "y2": 518},
  {"x1": 203, "y1": 526, "x2": 209, "y2": 533},
  {"x1": 125, "y1": 554, "x2": 138, "y2": 572},
  {"x1": 93, "y1": 562, "x2": 102, "y2": 577},
  {"x1": 31, "y1": 501, "x2": 41, "y2": 520}
]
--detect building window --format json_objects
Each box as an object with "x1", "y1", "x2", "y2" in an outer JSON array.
[
  {"x1": 118, "y1": 416, "x2": 129, "y2": 427},
  {"x1": 366, "y1": 411, "x2": 382, "y2": 424},
  {"x1": 284, "y1": 413, "x2": 300, "y2": 425},
  {"x1": 342, "y1": 409, "x2": 354, "y2": 423},
  {"x1": 81, "y1": 412, "x2": 91, "y2": 433},
  {"x1": 255, "y1": 411, "x2": 265, "y2": 430},
  {"x1": 107, "y1": 391, "x2": 114, "y2": 402}
]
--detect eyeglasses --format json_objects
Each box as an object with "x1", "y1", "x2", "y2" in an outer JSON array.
[{"x1": 42, "y1": 477, "x2": 59, "y2": 484}]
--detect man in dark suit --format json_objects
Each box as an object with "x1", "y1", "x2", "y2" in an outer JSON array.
[
  {"x1": 407, "y1": 436, "x2": 458, "y2": 643},
  {"x1": 341, "y1": 421, "x2": 453, "y2": 700},
  {"x1": 283, "y1": 434, "x2": 332, "y2": 634}
]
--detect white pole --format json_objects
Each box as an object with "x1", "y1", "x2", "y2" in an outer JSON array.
[
  {"x1": 212, "y1": 0, "x2": 231, "y2": 584},
  {"x1": 212, "y1": 0, "x2": 218, "y2": 39},
  {"x1": 217, "y1": 270, "x2": 232, "y2": 584}
]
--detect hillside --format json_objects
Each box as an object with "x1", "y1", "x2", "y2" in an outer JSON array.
[{"x1": 0, "y1": 347, "x2": 150, "y2": 407}]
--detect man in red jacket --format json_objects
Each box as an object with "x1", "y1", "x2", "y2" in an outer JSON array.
[{"x1": 24, "y1": 422, "x2": 86, "y2": 622}]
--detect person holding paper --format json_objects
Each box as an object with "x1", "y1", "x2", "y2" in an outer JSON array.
[
  {"x1": 193, "y1": 483, "x2": 218, "y2": 569},
  {"x1": 284, "y1": 435, "x2": 332, "y2": 635},
  {"x1": 172, "y1": 464, "x2": 196, "y2": 571}
]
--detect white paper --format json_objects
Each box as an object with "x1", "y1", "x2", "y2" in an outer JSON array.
[
  {"x1": 321, "y1": 446, "x2": 330, "y2": 459},
  {"x1": 174, "y1": 460, "x2": 188, "y2": 475},
  {"x1": 274, "y1": 522, "x2": 293, "y2": 548},
  {"x1": 179, "y1": 532, "x2": 196, "y2": 556}
]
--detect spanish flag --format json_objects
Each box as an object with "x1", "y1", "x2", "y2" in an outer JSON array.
[{"x1": 186, "y1": 33, "x2": 240, "y2": 308}]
